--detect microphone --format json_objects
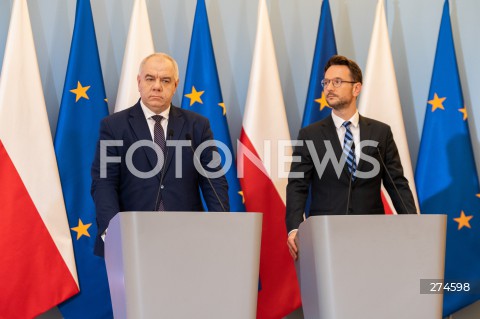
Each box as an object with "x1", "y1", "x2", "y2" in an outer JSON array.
[
  {"x1": 376, "y1": 147, "x2": 413, "y2": 214},
  {"x1": 345, "y1": 142, "x2": 355, "y2": 215},
  {"x1": 185, "y1": 133, "x2": 226, "y2": 212},
  {"x1": 154, "y1": 129, "x2": 174, "y2": 211}
]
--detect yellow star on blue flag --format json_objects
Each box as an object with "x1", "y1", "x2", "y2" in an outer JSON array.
[
  {"x1": 428, "y1": 93, "x2": 446, "y2": 112},
  {"x1": 302, "y1": 0, "x2": 336, "y2": 127},
  {"x1": 238, "y1": 191, "x2": 245, "y2": 204},
  {"x1": 218, "y1": 102, "x2": 226, "y2": 116},
  {"x1": 453, "y1": 211, "x2": 473, "y2": 230},
  {"x1": 181, "y1": 0, "x2": 245, "y2": 212},
  {"x1": 70, "y1": 81, "x2": 90, "y2": 102},
  {"x1": 415, "y1": 1, "x2": 480, "y2": 315},
  {"x1": 53, "y1": 0, "x2": 112, "y2": 317},
  {"x1": 301, "y1": 0, "x2": 337, "y2": 217},
  {"x1": 184, "y1": 86, "x2": 204, "y2": 106},
  {"x1": 315, "y1": 92, "x2": 330, "y2": 111},
  {"x1": 71, "y1": 219, "x2": 92, "y2": 239},
  {"x1": 458, "y1": 105, "x2": 468, "y2": 120}
]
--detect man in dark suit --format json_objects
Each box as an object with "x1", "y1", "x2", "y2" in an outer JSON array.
[
  {"x1": 91, "y1": 53, "x2": 229, "y2": 256},
  {"x1": 286, "y1": 55, "x2": 415, "y2": 260}
]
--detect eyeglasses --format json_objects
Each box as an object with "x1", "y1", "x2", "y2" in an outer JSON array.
[{"x1": 321, "y1": 78, "x2": 357, "y2": 88}]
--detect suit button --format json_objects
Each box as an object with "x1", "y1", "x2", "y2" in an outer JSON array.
[{"x1": 161, "y1": 185, "x2": 165, "y2": 189}]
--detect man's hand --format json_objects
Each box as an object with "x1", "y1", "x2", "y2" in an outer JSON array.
[{"x1": 287, "y1": 230, "x2": 299, "y2": 260}]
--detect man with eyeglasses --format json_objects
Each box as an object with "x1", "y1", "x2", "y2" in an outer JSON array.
[{"x1": 285, "y1": 55, "x2": 416, "y2": 260}]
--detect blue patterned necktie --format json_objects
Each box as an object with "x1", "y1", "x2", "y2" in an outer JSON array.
[
  {"x1": 342, "y1": 121, "x2": 356, "y2": 180},
  {"x1": 152, "y1": 115, "x2": 166, "y2": 211}
]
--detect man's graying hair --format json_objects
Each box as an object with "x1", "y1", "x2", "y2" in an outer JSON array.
[{"x1": 138, "y1": 52, "x2": 179, "y2": 81}]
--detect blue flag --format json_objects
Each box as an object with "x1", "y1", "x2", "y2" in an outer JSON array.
[
  {"x1": 181, "y1": 0, "x2": 245, "y2": 212},
  {"x1": 415, "y1": 0, "x2": 480, "y2": 316},
  {"x1": 301, "y1": 0, "x2": 337, "y2": 127},
  {"x1": 54, "y1": 0, "x2": 112, "y2": 318},
  {"x1": 302, "y1": 0, "x2": 337, "y2": 217}
]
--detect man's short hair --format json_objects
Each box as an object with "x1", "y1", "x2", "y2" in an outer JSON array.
[
  {"x1": 138, "y1": 52, "x2": 179, "y2": 81},
  {"x1": 324, "y1": 55, "x2": 363, "y2": 84}
]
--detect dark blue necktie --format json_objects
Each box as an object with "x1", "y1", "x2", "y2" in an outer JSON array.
[
  {"x1": 342, "y1": 121, "x2": 356, "y2": 180},
  {"x1": 152, "y1": 115, "x2": 166, "y2": 211}
]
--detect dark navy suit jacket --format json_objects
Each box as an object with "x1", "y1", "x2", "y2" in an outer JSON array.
[
  {"x1": 286, "y1": 114, "x2": 416, "y2": 232},
  {"x1": 91, "y1": 102, "x2": 229, "y2": 256}
]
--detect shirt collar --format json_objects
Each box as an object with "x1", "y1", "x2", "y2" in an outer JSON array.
[
  {"x1": 140, "y1": 100, "x2": 171, "y2": 120},
  {"x1": 331, "y1": 110, "x2": 359, "y2": 129}
]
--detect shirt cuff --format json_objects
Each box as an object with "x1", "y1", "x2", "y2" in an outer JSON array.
[{"x1": 101, "y1": 229, "x2": 107, "y2": 241}]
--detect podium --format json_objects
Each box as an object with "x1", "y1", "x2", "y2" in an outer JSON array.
[
  {"x1": 105, "y1": 211, "x2": 262, "y2": 319},
  {"x1": 296, "y1": 215, "x2": 446, "y2": 319}
]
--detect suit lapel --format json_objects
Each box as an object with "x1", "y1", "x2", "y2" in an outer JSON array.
[
  {"x1": 357, "y1": 115, "x2": 373, "y2": 174},
  {"x1": 323, "y1": 116, "x2": 351, "y2": 181},
  {"x1": 324, "y1": 115, "x2": 343, "y2": 157},
  {"x1": 128, "y1": 102, "x2": 166, "y2": 181},
  {"x1": 165, "y1": 106, "x2": 186, "y2": 173}
]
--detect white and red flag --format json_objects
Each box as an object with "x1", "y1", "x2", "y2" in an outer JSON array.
[
  {"x1": 114, "y1": 0, "x2": 155, "y2": 112},
  {"x1": 358, "y1": 0, "x2": 419, "y2": 214},
  {"x1": 0, "y1": 0, "x2": 79, "y2": 318},
  {"x1": 238, "y1": 0, "x2": 301, "y2": 317}
]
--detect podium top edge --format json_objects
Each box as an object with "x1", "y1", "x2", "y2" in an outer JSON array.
[
  {"x1": 303, "y1": 214, "x2": 446, "y2": 217},
  {"x1": 117, "y1": 211, "x2": 262, "y2": 215}
]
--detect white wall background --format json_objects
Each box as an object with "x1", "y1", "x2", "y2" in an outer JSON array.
[{"x1": 1, "y1": 0, "x2": 479, "y2": 318}]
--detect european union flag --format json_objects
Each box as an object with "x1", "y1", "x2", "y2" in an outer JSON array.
[
  {"x1": 181, "y1": 0, "x2": 245, "y2": 212},
  {"x1": 302, "y1": 0, "x2": 336, "y2": 216},
  {"x1": 301, "y1": 0, "x2": 337, "y2": 127},
  {"x1": 415, "y1": 0, "x2": 480, "y2": 316},
  {"x1": 54, "y1": 0, "x2": 112, "y2": 318}
]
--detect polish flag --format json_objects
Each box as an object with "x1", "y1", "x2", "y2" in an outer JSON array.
[
  {"x1": 358, "y1": 0, "x2": 419, "y2": 214},
  {"x1": 238, "y1": 0, "x2": 301, "y2": 317},
  {"x1": 0, "y1": 1, "x2": 79, "y2": 318},
  {"x1": 114, "y1": 0, "x2": 155, "y2": 112}
]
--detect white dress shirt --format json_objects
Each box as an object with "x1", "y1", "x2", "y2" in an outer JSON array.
[{"x1": 140, "y1": 100, "x2": 170, "y2": 139}]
